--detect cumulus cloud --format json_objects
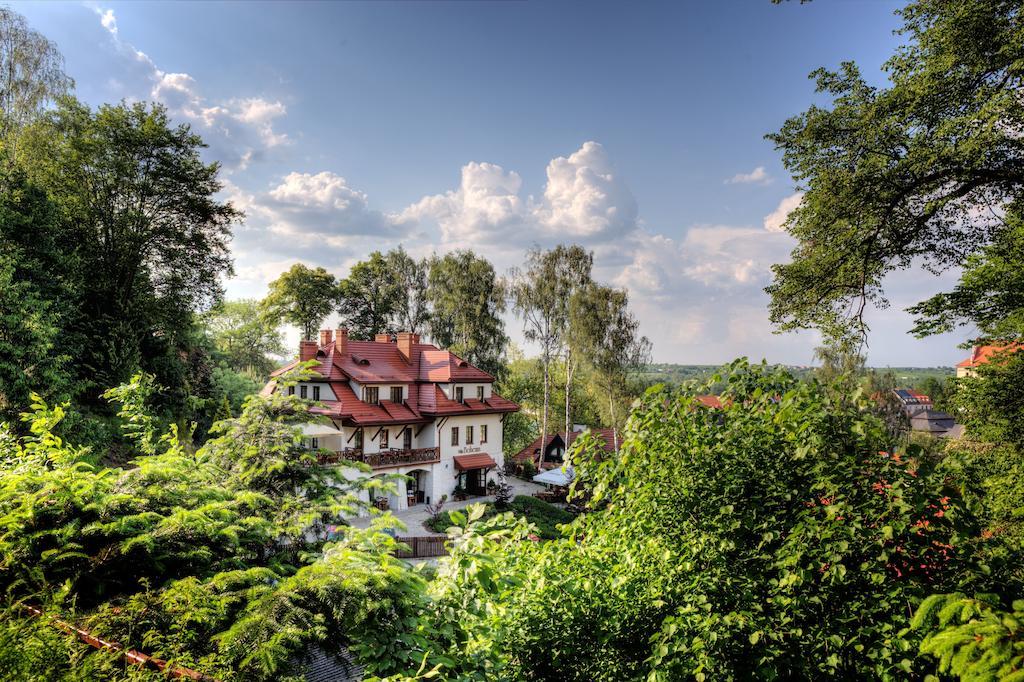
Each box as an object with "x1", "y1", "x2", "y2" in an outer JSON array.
[
  {"x1": 90, "y1": 6, "x2": 288, "y2": 170},
  {"x1": 764, "y1": 192, "x2": 804, "y2": 232},
  {"x1": 404, "y1": 141, "x2": 638, "y2": 245},
  {"x1": 726, "y1": 165, "x2": 772, "y2": 185},
  {"x1": 264, "y1": 171, "x2": 410, "y2": 240}
]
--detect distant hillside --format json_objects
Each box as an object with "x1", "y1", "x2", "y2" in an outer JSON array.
[{"x1": 640, "y1": 364, "x2": 954, "y2": 388}]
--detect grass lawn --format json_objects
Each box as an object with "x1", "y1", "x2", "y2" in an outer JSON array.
[{"x1": 424, "y1": 495, "x2": 574, "y2": 539}]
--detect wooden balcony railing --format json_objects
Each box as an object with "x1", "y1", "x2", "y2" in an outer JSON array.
[{"x1": 318, "y1": 446, "x2": 441, "y2": 469}]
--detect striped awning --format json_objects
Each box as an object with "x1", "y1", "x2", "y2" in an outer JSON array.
[{"x1": 453, "y1": 453, "x2": 497, "y2": 471}]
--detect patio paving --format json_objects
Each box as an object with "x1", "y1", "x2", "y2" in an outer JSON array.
[{"x1": 348, "y1": 476, "x2": 547, "y2": 537}]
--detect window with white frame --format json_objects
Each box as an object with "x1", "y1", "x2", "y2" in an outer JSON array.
[
  {"x1": 476, "y1": 385, "x2": 484, "y2": 401},
  {"x1": 451, "y1": 426, "x2": 459, "y2": 446},
  {"x1": 363, "y1": 386, "x2": 379, "y2": 404},
  {"x1": 313, "y1": 385, "x2": 321, "y2": 400},
  {"x1": 390, "y1": 386, "x2": 403, "y2": 403},
  {"x1": 480, "y1": 424, "x2": 488, "y2": 443},
  {"x1": 455, "y1": 386, "x2": 464, "y2": 403},
  {"x1": 466, "y1": 425, "x2": 474, "y2": 444},
  {"x1": 380, "y1": 428, "x2": 389, "y2": 448},
  {"x1": 300, "y1": 385, "x2": 308, "y2": 399}
]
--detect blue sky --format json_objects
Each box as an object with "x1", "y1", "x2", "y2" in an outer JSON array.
[{"x1": 20, "y1": 1, "x2": 969, "y2": 366}]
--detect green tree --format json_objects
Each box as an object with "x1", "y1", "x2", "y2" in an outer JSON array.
[
  {"x1": 765, "y1": 0, "x2": 1024, "y2": 341},
  {"x1": 203, "y1": 298, "x2": 285, "y2": 374},
  {"x1": 0, "y1": 371, "x2": 428, "y2": 680},
  {"x1": 19, "y1": 99, "x2": 239, "y2": 400},
  {"x1": 386, "y1": 245, "x2": 430, "y2": 334},
  {"x1": 510, "y1": 245, "x2": 594, "y2": 449},
  {"x1": 263, "y1": 263, "x2": 338, "y2": 341},
  {"x1": 569, "y1": 283, "x2": 650, "y2": 449},
  {"x1": 412, "y1": 362, "x2": 993, "y2": 681},
  {"x1": 426, "y1": 250, "x2": 508, "y2": 377},
  {"x1": 0, "y1": 6, "x2": 73, "y2": 149},
  {"x1": 0, "y1": 166, "x2": 73, "y2": 421},
  {"x1": 910, "y1": 210, "x2": 1024, "y2": 343},
  {"x1": 337, "y1": 251, "x2": 402, "y2": 340}
]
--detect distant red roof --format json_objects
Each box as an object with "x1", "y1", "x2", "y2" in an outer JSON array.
[
  {"x1": 694, "y1": 395, "x2": 723, "y2": 409},
  {"x1": 956, "y1": 344, "x2": 1022, "y2": 369},
  {"x1": 453, "y1": 453, "x2": 498, "y2": 470},
  {"x1": 512, "y1": 427, "x2": 618, "y2": 466},
  {"x1": 266, "y1": 333, "x2": 517, "y2": 426}
]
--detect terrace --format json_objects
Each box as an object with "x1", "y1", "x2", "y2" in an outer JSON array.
[{"x1": 318, "y1": 446, "x2": 441, "y2": 469}]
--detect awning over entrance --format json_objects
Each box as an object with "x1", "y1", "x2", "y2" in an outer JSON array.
[{"x1": 453, "y1": 453, "x2": 497, "y2": 471}]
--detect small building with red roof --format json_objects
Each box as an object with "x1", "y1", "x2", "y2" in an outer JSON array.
[
  {"x1": 262, "y1": 329, "x2": 518, "y2": 511},
  {"x1": 512, "y1": 426, "x2": 619, "y2": 470},
  {"x1": 956, "y1": 344, "x2": 1022, "y2": 378}
]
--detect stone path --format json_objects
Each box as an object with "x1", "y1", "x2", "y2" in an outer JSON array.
[{"x1": 348, "y1": 476, "x2": 547, "y2": 537}]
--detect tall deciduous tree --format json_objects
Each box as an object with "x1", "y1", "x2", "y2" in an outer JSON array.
[
  {"x1": 386, "y1": 245, "x2": 430, "y2": 334},
  {"x1": 569, "y1": 283, "x2": 650, "y2": 450},
  {"x1": 264, "y1": 263, "x2": 338, "y2": 341},
  {"x1": 19, "y1": 99, "x2": 239, "y2": 401},
  {"x1": 765, "y1": 0, "x2": 1024, "y2": 341},
  {"x1": 337, "y1": 251, "x2": 402, "y2": 340},
  {"x1": 0, "y1": 6, "x2": 73, "y2": 149},
  {"x1": 427, "y1": 250, "x2": 508, "y2": 377},
  {"x1": 203, "y1": 298, "x2": 285, "y2": 374},
  {"x1": 511, "y1": 245, "x2": 594, "y2": 451}
]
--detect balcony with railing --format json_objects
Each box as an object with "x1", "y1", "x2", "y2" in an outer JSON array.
[{"x1": 318, "y1": 446, "x2": 441, "y2": 469}]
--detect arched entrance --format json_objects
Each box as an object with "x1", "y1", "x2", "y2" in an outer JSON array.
[
  {"x1": 405, "y1": 468, "x2": 431, "y2": 506},
  {"x1": 369, "y1": 473, "x2": 402, "y2": 512}
]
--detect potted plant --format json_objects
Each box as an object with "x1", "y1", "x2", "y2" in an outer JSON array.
[{"x1": 452, "y1": 484, "x2": 467, "y2": 501}]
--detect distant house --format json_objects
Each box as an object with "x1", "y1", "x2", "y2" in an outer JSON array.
[
  {"x1": 956, "y1": 344, "x2": 1022, "y2": 378},
  {"x1": 892, "y1": 387, "x2": 962, "y2": 438},
  {"x1": 512, "y1": 426, "x2": 619, "y2": 470},
  {"x1": 262, "y1": 329, "x2": 519, "y2": 511},
  {"x1": 909, "y1": 409, "x2": 964, "y2": 438}
]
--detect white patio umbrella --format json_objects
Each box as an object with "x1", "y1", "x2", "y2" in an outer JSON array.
[{"x1": 532, "y1": 465, "x2": 574, "y2": 487}]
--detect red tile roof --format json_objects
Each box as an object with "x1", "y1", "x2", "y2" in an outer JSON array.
[
  {"x1": 956, "y1": 344, "x2": 1022, "y2": 368},
  {"x1": 453, "y1": 453, "x2": 498, "y2": 470},
  {"x1": 512, "y1": 428, "x2": 618, "y2": 465},
  {"x1": 265, "y1": 333, "x2": 517, "y2": 426}
]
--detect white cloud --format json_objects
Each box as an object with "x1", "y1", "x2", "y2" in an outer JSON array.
[
  {"x1": 90, "y1": 6, "x2": 288, "y2": 170},
  {"x1": 726, "y1": 165, "x2": 772, "y2": 185},
  {"x1": 401, "y1": 161, "x2": 527, "y2": 243},
  {"x1": 764, "y1": 192, "x2": 803, "y2": 232},
  {"x1": 403, "y1": 141, "x2": 638, "y2": 245}
]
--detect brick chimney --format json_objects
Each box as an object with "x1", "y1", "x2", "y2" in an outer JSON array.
[
  {"x1": 319, "y1": 329, "x2": 333, "y2": 347},
  {"x1": 374, "y1": 333, "x2": 392, "y2": 343},
  {"x1": 396, "y1": 332, "x2": 419, "y2": 363},
  {"x1": 335, "y1": 328, "x2": 348, "y2": 356},
  {"x1": 299, "y1": 340, "x2": 318, "y2": 362}
]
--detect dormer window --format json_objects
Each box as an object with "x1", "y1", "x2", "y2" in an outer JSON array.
[
  {"x1": 300, "y1": 385, "x2": 308, "y2": 399},
  {"x1": 476, "y1": 386, "x2": 484, "y2": 401},
  {"x1": 313, "y1": 386, "x2": 321, "y2": 400},
  {"x1": 363, "y1": 386, "x2": 379, "y2": 404},
  {"x1": 390, "y1": 386, "x2": 403, "y2": 404},
  {"x1": 455, "y1": 386, "x2": 464, "y2": 403}
]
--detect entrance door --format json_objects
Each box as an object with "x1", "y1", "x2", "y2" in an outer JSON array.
[{"x1": 466, "y1": 468, "x2": 488, "y2": 496}]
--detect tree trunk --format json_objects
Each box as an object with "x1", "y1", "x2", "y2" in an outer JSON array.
[
  {"x1": 608, "y1": 388, "x2": 619, "y2": 453},
  {"x1": 564, "y1": 346, "x2": 574, "y2": 436},
  {"x1": 539, "y1": 345, "x2": 550, "y2": 469}
]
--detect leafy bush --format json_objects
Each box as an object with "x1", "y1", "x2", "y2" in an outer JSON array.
[
  {"x1": 413, "y1": 361, "x2": 997, "y2": 681},
  {"x1": 0, "y1": 369, "x2": 427, "y2": 680},
  {"x1": 424, "y1": 495, "x2": 572, "y2": 539}
]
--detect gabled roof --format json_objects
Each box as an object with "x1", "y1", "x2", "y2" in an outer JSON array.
[
  {"x1": 512, "y1": 427, "x2": 619, "y2": 465},
  {"x1": 265, "y1": 333, "x2": 518, "y2": 425}
]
